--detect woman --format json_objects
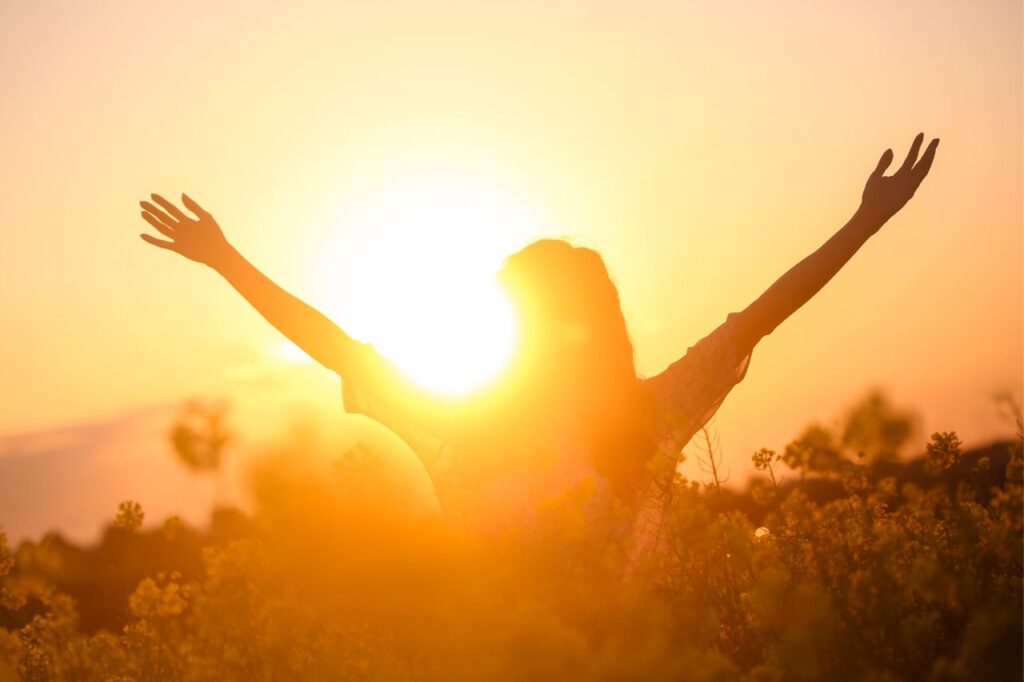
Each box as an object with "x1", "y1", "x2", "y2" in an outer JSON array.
[{"x1": 138, "y1": 134, "x2": 938, "y2": 551}]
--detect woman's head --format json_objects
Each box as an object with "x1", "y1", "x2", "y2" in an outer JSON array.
[
  {"x1": 496, "y1": 239, "x2": 651, "y2": 493},
  {"x1": 497, "y1": 239, "x2": 635, "y2": 389}
]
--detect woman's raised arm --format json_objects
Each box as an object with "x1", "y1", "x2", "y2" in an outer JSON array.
[
  {"x1": 731, "y1": 133, "x2": 939, "y2": 354},
  {"x1": 138, "y1": 193, "x2": 358, "y2": 375}
]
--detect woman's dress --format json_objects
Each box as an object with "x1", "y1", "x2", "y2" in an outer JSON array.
[{"x1": 341, "y1": 313, "x2": 752, "y2": 557}]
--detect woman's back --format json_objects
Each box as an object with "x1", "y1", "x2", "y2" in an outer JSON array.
[{"x1": 341, "y1": 303, "x2": 753, "y2": 550}]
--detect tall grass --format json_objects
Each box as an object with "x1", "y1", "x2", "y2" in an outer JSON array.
[{"x1": 1, "y1": 394, "x2": 1020, "y2": 681}]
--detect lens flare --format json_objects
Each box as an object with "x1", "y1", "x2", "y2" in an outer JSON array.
[{"x1": 309, "y1": 165, "x2": 538, "y2": 395}]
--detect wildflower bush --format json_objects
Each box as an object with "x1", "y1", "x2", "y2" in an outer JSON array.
[{"x1": 0, "y1": 398, "x2": 1020, "y2": 681}]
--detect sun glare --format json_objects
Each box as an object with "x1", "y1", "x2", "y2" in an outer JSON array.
[
  {"x1": 276, "y1": 340, "x2": 311, "y2": 364},
  {"x1": 308, "y1": 165, "x2": 540, "y2": 395}
]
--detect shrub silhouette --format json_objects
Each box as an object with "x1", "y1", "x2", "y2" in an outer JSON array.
[{"x1": 0, "y1": 398, "x2": 1021, "y2": 681}]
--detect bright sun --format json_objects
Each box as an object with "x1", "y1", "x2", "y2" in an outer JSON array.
[{"x1": 299, "y1": 165, "x2": 541, "y2": 395}]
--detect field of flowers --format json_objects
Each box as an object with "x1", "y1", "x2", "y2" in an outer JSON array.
[{"x1": 1, "y1": 394, "x2": 1021, "y2": 681}]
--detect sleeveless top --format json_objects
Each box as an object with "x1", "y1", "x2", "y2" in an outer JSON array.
[{"x1": 342, "y1": 313, "x2": 752, "y2": 556}]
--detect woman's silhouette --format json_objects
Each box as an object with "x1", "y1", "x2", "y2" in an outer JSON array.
[{"x1": 138, "y1": 134, "x2": 938, "y2": 551}]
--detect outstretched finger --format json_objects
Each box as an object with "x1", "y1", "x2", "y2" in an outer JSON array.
[
  {"x1": 151, "y1": 194, "x2": 188, "y2": 222},
  {"x1": 912, "y1": 138, "x2": 939, "y2": 181},
  {"x1": 898, "y1": 132, "x2": 925, "y2": 174},
  {"x1": 870, "y1": 148, "x2": 894, "y2": 181},
  {"x1": 141, "y1": 211, "x2": 175, "y2": 237},
  {"x1": 140, "y1": 200, "x2": 178, "y2": 228},
  {"x1": 140, "y1": 233, "x2": 178, "y2": 251},
  {"x1": 181, "y1": 193, "x2": 209, "y2": 218}
]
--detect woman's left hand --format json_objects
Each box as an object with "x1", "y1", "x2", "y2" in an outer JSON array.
[{"x1": 139, "y1": 193, "x2": 233, "y2": 269}]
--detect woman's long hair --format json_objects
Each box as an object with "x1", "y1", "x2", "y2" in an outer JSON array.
[{"x1": 496, "y1": 239, "x2": 653, "y2": 498}]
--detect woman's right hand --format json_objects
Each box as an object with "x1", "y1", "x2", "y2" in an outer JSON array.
[
  {"x1": 139, "y1": 193, "x2": 233, "y2": 269},
  {"x1": 859, "y1": 133, "x2": 939, "y2": 225}
]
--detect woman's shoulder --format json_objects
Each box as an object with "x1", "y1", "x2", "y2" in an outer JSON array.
[
  {"x1": 642, "y1": 313, "x2": 747, "y2": 388},
  {"x1": 640, "y1": 312, "x2": 752, "y2": 449}
]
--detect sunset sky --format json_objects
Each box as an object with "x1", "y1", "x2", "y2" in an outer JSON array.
[{"x1": 1, "y1": 0, "x2": 1021, "y2": 517}]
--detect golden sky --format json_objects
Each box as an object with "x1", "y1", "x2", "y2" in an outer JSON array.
[{"x1": 1, "y1": 0, "x2": 1021, "y2": 477}]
